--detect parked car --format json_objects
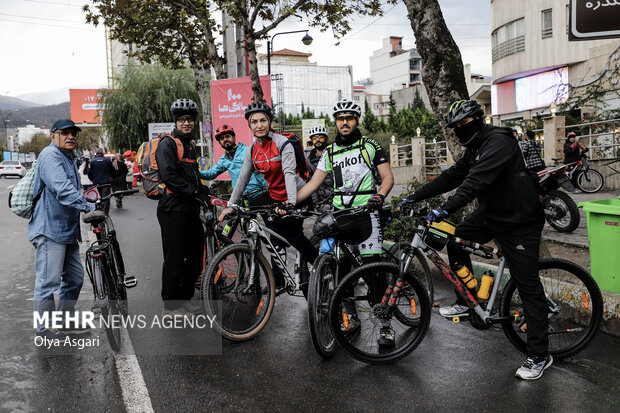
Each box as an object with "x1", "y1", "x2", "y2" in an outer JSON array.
[{"x1": 0, "y1": 160, "x2": 26, "y2": 178}]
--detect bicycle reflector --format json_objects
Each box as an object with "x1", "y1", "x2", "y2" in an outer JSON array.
[{"x1": 422, "y1": 220, "x2": 456, "y2": 251}]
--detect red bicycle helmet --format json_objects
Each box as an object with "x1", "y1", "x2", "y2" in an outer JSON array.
[{"x1": 215, "y1": 124, "x2": 235, "y2": 140}]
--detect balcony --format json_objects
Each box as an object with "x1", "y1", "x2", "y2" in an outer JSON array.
[{"x1": 492, "y1": 35, "x2": 525, "y2": 62}]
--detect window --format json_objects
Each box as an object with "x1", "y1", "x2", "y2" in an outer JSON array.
[
  {"x1": 409, "y1": 73, "x2": 421, "y2": 83},
  {"x1": 409, "y1": 58, "x2": 422, "y2": 71},
  {"x1": 492, "y1": 18, "x2": 525, "y2": 62},
  {"x1": 374, "y1": 104, "x2": 380, "y2": 109},
  {"x1": 353, "y1": 95, "x2": 360, "y2": 101},
  {"x1": 542, "y1": 9, "x2": 552, "y2": 38}
]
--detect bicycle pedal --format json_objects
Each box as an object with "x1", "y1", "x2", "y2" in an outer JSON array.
[
  {"x1": 124, "y1": 276, "x2": 138, "y2": 288},
  {"x1": 452, "y1": 316, "x2": 461, "y2": 323}
]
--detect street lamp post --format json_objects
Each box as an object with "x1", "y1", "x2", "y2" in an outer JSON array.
[
  {"x1": 267, "y1": 30, "x2": 313, "y2": 75},
  {"x1": 3, "y1": 109, "x2": 19, "y2": 150}
]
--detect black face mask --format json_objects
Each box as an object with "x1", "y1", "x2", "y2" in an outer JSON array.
[{"x1": 454, "y1": 118, "x2": 484, "y2": 148}]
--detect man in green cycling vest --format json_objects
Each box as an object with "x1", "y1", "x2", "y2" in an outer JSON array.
[{"x1": 296, "y1": 99, "x2": 395, "y2": 346}]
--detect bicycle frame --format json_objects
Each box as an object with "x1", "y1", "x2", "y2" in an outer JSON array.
[{"x1": 242, "y1": 216, "x2": 305, "y2": 296}]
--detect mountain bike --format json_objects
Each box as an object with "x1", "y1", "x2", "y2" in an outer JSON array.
[
  {"x1": 552, "y1": 158, "x2": 604, "y2": 193},
  {"x1": 328, "y1": 206, "x2": 603, "y2": 365},
  {"x1": 308, "y1": 205, "x2": 432, "y2": 358},
  {"x1": 83, "y1": 189, "x2": 138, "y2": 351},
  {"x1": 200, "y1": 206, "x2": 314, "y2": 341}
]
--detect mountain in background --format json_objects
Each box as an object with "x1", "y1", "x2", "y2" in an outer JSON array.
[
  {"x1": 17, "y1": 88, "x2": 71, "y2": 106},
  {"x1": 0, "y1": 95, "x2": 42, "y2": 110},
  {"x1": 1, "y1": 102, "x2": 70, "y2": 132}
]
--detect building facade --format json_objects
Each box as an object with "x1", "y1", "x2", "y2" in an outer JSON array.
[
  {"x1": 366, "y1": 36, "x2": 423, "y2": 96},
  {"x1": 490, "y1": 0, "x2": 619, "y2": 124},
  {"x1": 257, "y1": 49, "x2": 353, "y2": 117}
]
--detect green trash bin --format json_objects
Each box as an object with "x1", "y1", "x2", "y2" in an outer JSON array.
[{"x1": 579, "y1": 198, "x2": 620, "y2": 294}]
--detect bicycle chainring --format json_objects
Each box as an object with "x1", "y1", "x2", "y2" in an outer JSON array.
[{"x1": 468, "y1": 309, "x2": 493, "y2": 330}]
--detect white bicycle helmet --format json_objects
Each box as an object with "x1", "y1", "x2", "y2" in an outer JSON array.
[
  {"x1": 308, "y1": 125, "x2": 328, "y2": 138},
  {"x1": 332, "y1": 99, "x2": 362, "y2": 119}
]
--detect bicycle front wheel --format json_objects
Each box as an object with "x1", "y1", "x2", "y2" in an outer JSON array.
[
  {"x1": 388, "y1": 242, "x2": 434, "y2": 303},
  {"x1": 308, "y1": 253, "x2": 338, "y2": 358},
  {"x1": 500, "y1": 258, "x2": 603, "y2": 360},
  {"x1": 201, "y1": 243, "x2": 276, "y2": 341},
  {"x1": 328, "y1": 262, "x2": 431, "y2": 365},
  {"x1": 109, "y1": 236, "x2": 128, "y2": 315},
  {"x1": 99, "y1": 258, "x2": 122, "y2": 352},
  {"x1": 576, "y1": 169, "x2": 603, "y2": 193}
]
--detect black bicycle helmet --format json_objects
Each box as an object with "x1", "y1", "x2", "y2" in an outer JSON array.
[
  {"x1": 445, "y1": 100, "x2": 484, "y2": 128},
  {"x1": 244, "y1": 101, "x2": 273, "y2": 120},
  {"x1": 170, "y1": 98, "x2": 198, "y2": 120},
  {"x1": 332, "y1": 99, "x2": 362, "y2": 118}
]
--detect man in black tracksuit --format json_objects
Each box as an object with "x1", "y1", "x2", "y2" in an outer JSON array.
[
  {"x1": 405, "y1": 100, "x2": 551, "y2": 380},
  {"x1": 87, "y1": 148, "x2": 116, "y2": 214},
  {"x1": 155, "y1": 98, "x2": 205, "y2": 315}
]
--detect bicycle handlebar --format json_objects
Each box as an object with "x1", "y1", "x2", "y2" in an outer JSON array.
[{"x1": 87, "y1": 189, "x2": 139, "y2": 203}]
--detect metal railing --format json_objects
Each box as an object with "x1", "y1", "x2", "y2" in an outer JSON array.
[
  {"x1": 492, "y1": 36, "x2": 525, "y2": 62},
  {"x1": 562, "y1": 119, "x2": 620, "y2": 160},
  {"x1": 424, "y1": 139, "x2": 448, "y2": 176}
]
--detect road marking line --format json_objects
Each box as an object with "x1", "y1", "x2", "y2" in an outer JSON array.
[
  {"x1": 7, "y1": 185, "x2": 15, "y2": 189},
  {"x1": 114, "y1": 329, "x2": 155, "y2": 413}
]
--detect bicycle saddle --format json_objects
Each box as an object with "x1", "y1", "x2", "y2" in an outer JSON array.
[{"x1": 82, "y1": 210, "x2": 106, "y2": 224}]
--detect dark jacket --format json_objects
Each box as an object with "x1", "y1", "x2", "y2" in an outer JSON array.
[
  {"x1": 155, "y1": 129, "x2": 202, "y2": 214},
  {"x1": 87, "y1": 155, "x2": 116, "y2": 185},
  {"x1": 306, "y1": 148, "x2": 334, "y2": 205},
  {"x1": 112, "y1": 159, "x2": 128, "y2": 191},
  {"x1": 563, "y1": 140, "x2": 588, "y2": 164},
  {"x1": 413, "y1": 125, "x2": 542, "y2": 228}
]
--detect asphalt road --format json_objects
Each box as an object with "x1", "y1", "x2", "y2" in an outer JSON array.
[{"x1": 0, "y1": 179, "x2": 618, "y2": 412}]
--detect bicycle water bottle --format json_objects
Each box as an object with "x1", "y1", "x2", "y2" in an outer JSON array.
[
  {"x1": 453, "y1": 262, "x2": 478, "y2": 290},
  {"x1": 477, "y1": 271, "x2": 494, "y2": 300},
  {"x1": 319, "y1": 238, "x2": 336, "y2": 253}
]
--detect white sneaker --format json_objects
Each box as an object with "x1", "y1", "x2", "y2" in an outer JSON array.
[
  {"x1": 515, "y1": 355, "x2": 553, "y2": 380},
  {"x1": 438, "y1": 303, "x2": 469, "y2": 317}
]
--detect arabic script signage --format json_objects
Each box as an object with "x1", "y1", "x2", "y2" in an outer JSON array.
[
  {"x1": 210, "y1": 76, "x2": 272, "y2": 180},
  {"x1": 70, "y1": 89, "x2": 106, "y2": 124},
  {"x1": 569, "y1": 0, "x2": 620, "y2": 41}
]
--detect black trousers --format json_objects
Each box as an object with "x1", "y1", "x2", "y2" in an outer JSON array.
[
  {"x1": 446, "y1": 212, "x2": 548, "y2": 357},
  {"x1": 97, "y1": 184, "x2": 111, "y2": 215},
  {"x1": 157, "y1": 209, "x2": 204, "y2": 309}
]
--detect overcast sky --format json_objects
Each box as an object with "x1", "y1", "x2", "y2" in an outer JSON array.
[{"x1": 0, "y1": 0, "x2": 491, "y2": 98}]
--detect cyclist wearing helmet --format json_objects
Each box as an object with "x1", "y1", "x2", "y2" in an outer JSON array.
[
  {"x1": 563, "y1": 131, "x2": 588, "y2": 164},
  {"x1": 296, "y1": 99, "x2": 395, "y2": 346},
  {"x1": 219, "y1": 101, "x2": 318, "y2": 288},
  {"x1": 403, "y1": 99, "x2": 550, "y2": 380},
  {"x1": 155, "y1": 98, "x2": 207, "y2": 316},
  {"x1": 305, "y1": 125, "x2": 334, "y2": 205},
  {"x1": 200, "y1": 125, "x2": 268, "y2": 205}
]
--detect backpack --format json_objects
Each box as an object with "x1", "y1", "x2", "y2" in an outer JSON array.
[
  {"x1": 8, "y1": 166, "x2": 44, "y2": 219},
  {"x1": 279, "y1": 133, "x2": 310, "y2": 181},
  {"x1": 137, "y1": 134, "x2": 196, "y2": 200}
]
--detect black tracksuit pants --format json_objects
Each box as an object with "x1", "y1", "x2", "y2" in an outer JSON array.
[
  {"x1": 157, "y1": 209, "x2": 204, "y2": 309},
  {"x1": 447, "y1": 212, "x2": 549, "y2": 358}
]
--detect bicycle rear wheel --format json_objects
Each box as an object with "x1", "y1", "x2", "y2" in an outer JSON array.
[
  {"x1": 109, "y1": 236, "x2": 128, "y2": 315},
  {"x1": 308, "y1": 253, "x2": 338, "y2": 358},
  {"x1": 98, "y1": 257, "x2": 122, "y2": 352},
  {"x1": 328, "y1": 262, "x2": 431, "y2": 365},
  {"x1": 500, "y1": 258, "x2": 603, "y2": 360},
  {"x1": 201, "y1": 243, "x2": 276, "y2": 341},
  {"x1": 576, "y1": 169, "x2": 603, "y2": 193},
  {"x1": 387, "y1": 241, "x2": 434, "y2": 303}
]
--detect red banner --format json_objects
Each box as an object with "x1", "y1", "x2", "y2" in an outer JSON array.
[
  {"x1": 70, "y1": 89, "x2": 105, "y2": 124},
  {"x1": 210, "y1": 76, "x2": 271, "y2": 179}
]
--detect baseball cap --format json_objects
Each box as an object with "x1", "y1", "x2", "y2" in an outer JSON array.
[{"x1": 51, "y1": 119, "x2": 82, "y2": 133}]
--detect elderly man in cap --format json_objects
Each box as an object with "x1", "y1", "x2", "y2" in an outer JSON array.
[{"x1": 29, "y1": 119, "x2": 102, "y2": 339}]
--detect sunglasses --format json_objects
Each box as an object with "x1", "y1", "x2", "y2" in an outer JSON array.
[
  {"x1": 335, "y1": 115, "x2": 356, "y2": 124},
  {"x1": 177, "y1": 116, "x2": 195, "y2": 124},
  {"x1": 311, "y1": 135, "x2": 327, "y2": 141}
]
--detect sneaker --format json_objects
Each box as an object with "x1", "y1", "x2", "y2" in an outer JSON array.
[
  {"x1": 182, "y1": 300, "x2": 203, "y2": 314},
  {"x1": 377, "y1": 327, "x2": 395, "y2": 347},
  {"x1": 35, "y1": 328, "x2": 68, "y2": 340},
  {"x1": 162, "y1": 307, "x2": 194, "y2": 317},
  {"x1": 438, "y1": 303, "x2": 469, "y2": 318},
  {"x1": 515, "y1": 355, "x2": 553, "y2": 380}
]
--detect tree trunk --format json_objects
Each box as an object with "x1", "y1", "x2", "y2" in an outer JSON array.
[
  {"x1": 244, "y1": 33, "x2": 264, "y2": 102},
  {"x1": 403, "y1": 0, "x2": 469, "y2": 160},
  {"x1": 193, "y1": 66, "x2": 212, "y2": 161}
]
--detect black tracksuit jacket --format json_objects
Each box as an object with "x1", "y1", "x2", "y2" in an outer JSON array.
[{"x1": 413, "y1": 125, "x2": 542, "y2": 229}]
